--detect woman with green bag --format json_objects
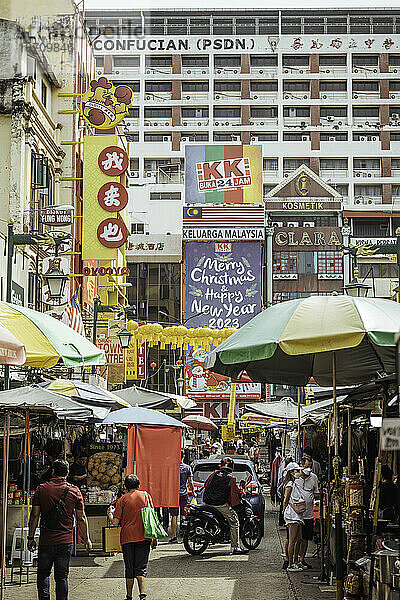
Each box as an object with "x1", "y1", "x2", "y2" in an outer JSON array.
[{"x1": 108, "y1": 474, "x2": 159, "y2": 600}]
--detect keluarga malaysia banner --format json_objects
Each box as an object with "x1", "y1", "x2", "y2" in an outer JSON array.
[
  {"x1": 185, "y1": 145, "x2": 262, "y2": 204},
  {"x1": 185, "y1": 241, "x2": 262, "y2": 329}
]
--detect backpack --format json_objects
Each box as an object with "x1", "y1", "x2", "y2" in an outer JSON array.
[{"x1": 41, "y1": 484, "x2": 71, "y2": 530}]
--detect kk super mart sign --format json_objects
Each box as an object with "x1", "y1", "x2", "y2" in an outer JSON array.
[{"x1": 185, "y1": 145, "x2": 262, "y2": 204}]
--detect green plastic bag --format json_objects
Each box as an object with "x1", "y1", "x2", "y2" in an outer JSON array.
[{"x1": 141, "y1": 493, "x2": 168, "y2": 540}]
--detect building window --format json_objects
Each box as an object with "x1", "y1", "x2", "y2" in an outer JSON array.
[
  {"x1": 128, "y1": 263, "x2": 181, "y2": 324},
  {"x1": 330, "y1": 184, "x2": 348, "y2": 197},
  {"x1": 263, "y1": 158, "x2": 278, "y2": 171},
  {"x1": 259, "y1": 17, "x2": 279, "y2": 34},
  {"x1": 144, "y1": 134, "x2": 171, "y2": 142},
  {"x1": 320, "y1": 132, "x2": 348, "y2": 141},
  {"x1": 273, "y1": 252, "x2": 297, "y2": 274},
  {"x1": 250, "y1": 55, "x2": 278, "y2": 67},
  {"x1": 114, "y1": 56, "x2": 140, "y2": 67},
  {"x1": 320, "y1": 158, "x2": 348, "y2": 170},
  {"x1": 214, "y1": 55, "x2": 241, "y2": 68},
  {"x1": 145, "y1": 81, "x2": 172, "y2": 92},
  {"x1": 27, "y1": 55, "x2": 36, "y2": 80},
  {"x1": 212, "y1": 18, "x2": 234, "y2": 35},
  {"x1": 182, "y1": 55, "x2": 209, "y2": 67},
  {"x1": 273, "y1": 292, "x2": 304, "y2": 303},
  {"x1": 352, "y1": 55, "x2": 378, "y2": 67},
  {"x1": 214, "y1": 107, "x2": 241, "y2": 118},
  {"x1": 283, "y1": 106, "x2": 310, "y2": 117},
  {"x1": 131, "y1": 223, "x2": 145, "y2": 234},
  {"x1": 128, "y1": 107, "x2": 139, "y2": 118},
  {"x1": 353, "y1": 80, "x2": 379, "y2": 92},
  {"x1": 251, "y1": 80, "x2": 278, "y2": 91},
  {"x1": 129, "y1": 158, "x2": 139, "y2": 176},
  {"x1": 319, "y1": 55, "x2": 347, "y2": 66},
  {"x1": 317, "y1": 252, "x2": 343, "y2": 274},
  {"x1": 353, "y1": 106, "x2": 380, "y2": 118},
  {"x1": 182, "y1": 107, "x2": 208, "y2": 118},
  {"x1": 166, "y1": 18, "x2": 188, "y2": 35},
  {"x1": 320, "y1": 81, "x2": 347, "y2": 91},
  {"x1": 354, "y1": 158, "x2": 381, "y2": 171},
  {"x1": 150, "y1": 192, "x2": 181, "y2": 201},
  {"x1": 358, "y1": 263, "x2": 397, "y2": 278},
  {"x1": 354, "y1": 184, "x2": 382, "y2": 198},
  {"x1": 236, "y1": 17, "x2": 256, "y2": 34},
  {"x1": 284, "y1": 158, "x2": 311, "y2": 171},
  {"x1": 352, "y1": 218, "x2": 389, "y2": 236},
  {"x1": 314, "y1": 216, "x2": 339, "y2": 227},
  {"x1": 41, "y1": 82, "x2": 47, "y2": 107},
  {"x1": 389, "y1": 55, "x2": 400, "y2": 66},
  {"x1": 189, "y1": 18, "x2": 210, "y2": 35},
  {"x1": 283, "y1": 55, "x2": 309, "y2": 67},
  {"x1": 213, "y1": 133, "x2": 241, "y2": 142},
  {"x1": 95, "y1": 56, "x2": 104, "y2": 67},
  {"x1": 144, "y1": 108, "x2": 172, "y2": 119},
  {"x1": 182, "y1": 81, "x2": 209, "y2": 92},
  {"x1": 145, "y1": 56, "x2": 172, "y2": 67},
  {"x1": 283, "y1": 132, "x2": 310, "y2": 141},
  {"x1": 251, "y1": 107, "x2": 278, "y2": 118},
  {"x1": 214, "y1": 81, "x2": 241, "y2": 92},
  {"x1": 253, "y1": 132, "x2": 278, "y2": 141},
  {"x1": 182, "y1": 132, "x2": 209, "y2": 142},
  {"x1": 283, "y1": 81, "x2": 310, "y2": 92},
  {"x1": 320, "y1": 106, "x2": 347, "y2": 117}
]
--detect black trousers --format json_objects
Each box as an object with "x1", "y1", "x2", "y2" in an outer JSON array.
[{"x1": 37, "y1": 544, "x2": 73, "y2": 600}]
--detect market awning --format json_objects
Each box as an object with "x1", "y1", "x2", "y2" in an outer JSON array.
[
  {"x1": 102, "y1": 405, "x2": 188, "y2": 427},
  {"x1": 38, "y1": 379, "x2": 128, "y2": 409},
  {"x1": 0, "y1": 385, "x2": 110, "y2": 420},
  {"x1": 245, "y1": 398, "x2": 300, "y2": 421},
  {"x1": 115, "y1": 385, "x2": 196, "y2": 410},
  {"x1": 0, "y1": 302, "x2": 105, "y2": 368}
]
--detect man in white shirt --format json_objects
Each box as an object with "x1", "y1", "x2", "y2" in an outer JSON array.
[{"x1": 296, "y1": 465, "x2": 319, "y2": 569}]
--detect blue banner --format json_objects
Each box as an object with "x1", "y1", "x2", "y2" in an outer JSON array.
[{"x1": 185, "y1": 241, "x2": 262, "y2": 329}]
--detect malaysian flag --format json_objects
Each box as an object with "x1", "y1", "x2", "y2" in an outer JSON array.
[
  {"x1": 64, "y1": 293, "x2": 85, "y2": 336},
  {"x1": 183, "y1": 205, "x2": 265, "y2": 227}
]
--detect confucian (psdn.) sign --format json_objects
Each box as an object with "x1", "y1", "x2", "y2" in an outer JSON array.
[{"x1": 185, "y1": 241, "x2": 262, "y2": 328}]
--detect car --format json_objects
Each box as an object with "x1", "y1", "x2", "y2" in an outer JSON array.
[{"x1": 191, "y1": 456, "x2": 265, "y2": 533}]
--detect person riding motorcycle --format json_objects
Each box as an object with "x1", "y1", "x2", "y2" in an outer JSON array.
[{"x1": 203, "y1": 457, "x2": 248, "y2": 555}]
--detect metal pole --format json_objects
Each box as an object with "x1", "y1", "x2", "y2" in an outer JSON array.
[
  {"x1": 347, "y1": 408, "x2": 352, "y2": 475},
  {"x1": 332, "y1": 351, "x2": 344, "y2": 600},
  {"x1": 91, "y1": 296, "x2": 99, "y2": 375},
  {"x1": 297, "y1": 387, "x2": 301, "y2": 462},
  {"x1": 133, "y1": 424, "x2": 137, "y2": 475},
  {"x1": 163, "y1": 359, "x2": 167, "y2": 392},
  {"x1": 396, "y1": 229, "x2": 400, "y2": 302},
  {"x1": 0, "y1": 412, "x2": 10, "y2": 599},
  {"x1": 4, "y1": 224, "x2": 14, "y2": 390}
]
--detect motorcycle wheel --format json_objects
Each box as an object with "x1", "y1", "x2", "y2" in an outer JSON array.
[
  {"x1": 241, "y1": 519, "x2": 263, "y2": 550},
  {"x1": 183, "y1": 527, "x2": 210, "y2": 555}
]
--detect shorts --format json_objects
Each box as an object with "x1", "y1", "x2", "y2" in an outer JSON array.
[
  {"x1": 169, "y1": 494, "x2": 188, "y2": 517},
  {"x1": 121, "y1": 540, "x2": 151, "y2": 579},
  {"x1": 302, "y1": 519, "x2": 314, "y2": 541}
]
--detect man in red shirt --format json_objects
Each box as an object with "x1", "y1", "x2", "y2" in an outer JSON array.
[
  {"x1": 27, "y1": 459, "x2": 92, "y2": 600},
  {"x1": 108, "y1": 474, "x2": 157, "y2": 600}
]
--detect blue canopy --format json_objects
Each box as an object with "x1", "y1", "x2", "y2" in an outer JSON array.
[{"x1": 101, "y1": 405, "x2": 188, "y2": 427}]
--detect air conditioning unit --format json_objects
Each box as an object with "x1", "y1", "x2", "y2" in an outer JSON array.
[
  {"x1": 287, "y1": 221, "x2": 298, "y2": 227},
  {"x1": 284, "y1": 173, "x2": 289, "y2": 177},
  {"x1": 273, "y1": 221, "x2": 283, "y2": 227},
  {"x1": 231, "y1": 136, "x2": 240, "y2": 141},
  {"x1": 326, "y1": 115, "x2": 334, "y2": 122},
  {"x1": 164, "y1": 121, "x2": 171, "y2": 126},
  {"x1": 359, "y1": 136, "x2": 366, "y2": 141},
  {"x1": 183, "y1": 121, "x2": 188, "y2": 126},
  {"x1": 303, "y1": 221, "x2": 315, "y2": 227},
  {"x1": 97, "y1": 70, "x2": 102, "y2": 75},
  {"x1": 302, "y1": 136, "x2": 308, "y2": 141},
  {"x1": 355, "y1": 171, "x2": 361, "y2": 177},
  {"x1": 163, "y1": 136, "x2": 170, "y2": 142},
  {"x1": 181, "y1": 137, "x2": 188, "y2": 142},
  {"x1": 215, "y1": 95, "x2": 220, "y2": 99},
  {"x1": 251, "y1": 136, "x2": 259, "y2": 142},
  {"x1": 146, "y1": 171, "x2": 155, "y2": 179},
  {"x1": 253, "y1": 95, "x2": 258, "y2": 99},
  {"x1": 185, "y1": 95, "x2": 191, "y2": 100},
  {"x1": 328, "y1": 137, "x2": 335, "y2": 141},
  {"x1": 115, "y1": 70, "x2": 120, "y2": 75},
  {"x1": 322, "y1": 94, "x2": 327, "y2": 99},
  {"x1": 215, "y1": 121, "x2": 219, "y2": 126},
  {"x1": 392, "y1": 113, "x2": 400, "y2": 119},
  {"x1": 146, "y1": 95, "x2": 152, "y2": 100},
  {"x1": 130, "y1": 170, "x2": 139, "y2": 178}
]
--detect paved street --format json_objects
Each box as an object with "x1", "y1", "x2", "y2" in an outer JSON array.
[{"x1": 4, "y1": 504, "x2": 335, "y2": 600}]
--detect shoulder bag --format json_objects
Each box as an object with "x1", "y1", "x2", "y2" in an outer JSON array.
[
  {"x1": 289, "y1": 482, "x2": 306, "y2": 515},
  {"x1": 41, "y1": 484, "x2": 71, "y2": 530},
  {"x1": 141, "y1": 492, "x2": 168, "y2": 540}
]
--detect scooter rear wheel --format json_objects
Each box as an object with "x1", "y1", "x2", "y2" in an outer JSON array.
[
  {"x1": 183, "y1": 527, "x2": 210, "y2": 555},
  {"x1": 241, "y1": 519, "x2": 263, "y2": 550}
]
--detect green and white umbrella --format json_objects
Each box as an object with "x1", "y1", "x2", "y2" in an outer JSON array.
[{"x1": 205, "y1": 295, "x2": 400, "y2": 387}]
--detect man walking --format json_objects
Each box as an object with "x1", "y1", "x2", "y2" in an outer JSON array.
[
  {"x1": 203, "y1": 457, "x2": 248, "y2": 555},
  {"x1": 108, "y1": 474, "x2": 157, "y2": 600},
  {"x1": 169, "y1": 453, "x2": 195, "y2": 543},
  {"x1": 297, "y1": 464, "x2": 319, "y2": 569},
  {"x1": 28, "y1": 459, "x2": 92, "y2": 600},
  {"x1": 303, "y1": 447, "x2": 322, "y2": 480}
]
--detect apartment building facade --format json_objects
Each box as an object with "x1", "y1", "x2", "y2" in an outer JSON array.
[{"x1": 85, "y1": 8, "x2": 400, "y2": 312}]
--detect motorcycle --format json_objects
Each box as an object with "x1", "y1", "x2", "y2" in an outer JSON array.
[{"x1": 182, "y1": 498, "x2": 263, "y2": 555}]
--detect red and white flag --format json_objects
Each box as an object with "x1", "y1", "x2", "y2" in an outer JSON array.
[{"x1": 64, "y1": 292, "x2": 85, "y2": 336}]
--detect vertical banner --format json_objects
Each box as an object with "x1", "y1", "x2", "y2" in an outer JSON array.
[
  {"x1": 185, "y1": 241, "x2": 262, "y2": 329},
  {"x1": 185, "y1": 144, "x2": 262, "y2": 204},
  {"x1": 126, "y1": 341, "x2": 147, "y2": 380},
  {"x1": 83, "y1": 260, "x2": 98, "y2": 307}
]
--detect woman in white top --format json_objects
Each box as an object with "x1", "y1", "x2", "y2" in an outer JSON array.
[{"x1": 282, "y1": 462, "x2": 305, "y2": 572}]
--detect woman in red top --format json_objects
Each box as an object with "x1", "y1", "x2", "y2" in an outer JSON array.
[{"x1": 108, "y1": 474, "x2": 157, "y2": 600}]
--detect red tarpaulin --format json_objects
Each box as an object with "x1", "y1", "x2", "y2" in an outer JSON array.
[{"x1": 126, "y1": 425, "x2": 181, "y2": 508}]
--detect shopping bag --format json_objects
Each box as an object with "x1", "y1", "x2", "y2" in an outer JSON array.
[
  {"x1": 141, "y1": 493, "x2": 168, "y2": 540},
  {"x1": 102, "y1": 526, "x2": 121, "y2": 552}
]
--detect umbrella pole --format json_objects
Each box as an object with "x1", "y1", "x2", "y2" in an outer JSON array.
[
  {"x1": 332, "y1": 351, "x2": 344, "y2": 600},
  {"x1": 0, "y1": 412, "x2": 10, "y2": 600},
  {"x1": 133, "y1": 424, "x2": 137, "y2": 475},
  {"x1": 297, "y1": 387, "x2": 301, "y2": 462}
]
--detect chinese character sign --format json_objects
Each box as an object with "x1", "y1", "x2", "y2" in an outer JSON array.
[
  {"x1": 98, "y1": 182, "x2": 128, "y2": 212},
  {"x1": 185, "y1": 145, "x2": 262, "y2": 204},
  {"x1": 98, "y1": 146, "x2": 128, "y2": 176},
  {"x1": 185, "y1": 241, "x2": 262, "y2": 329},
  {"x1": 80, "y1": 77, "x2": 133, "y2": 129}
]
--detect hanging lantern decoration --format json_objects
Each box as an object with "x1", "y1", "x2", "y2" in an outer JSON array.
[
  {"x1": 127, "y1": 320, "x2": 139, "y2": 333},
  {"x1": 136, "y1": 323, "x2": 163, "y2": 346}
]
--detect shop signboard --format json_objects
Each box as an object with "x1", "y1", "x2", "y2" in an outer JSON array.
[
  {"x1": 40, "y1": 206, "x2": 74, "y2": 226},
  {"x1": 82, "y1": 135, "x2": 129, "y2": 260},
  {"x1": 184, "y1": 400, "x2": 248, "y2": 423},
  {"x1": 83, "y1": 260, "x2": 98, "y2": 307},
  {"x1": 11, "y1": 281, "x2": 24, "y2": 306},
  {"x1": 273, "y1": 227, "x2": 343, "y2": 251},
  {"x1": 87, "y1": 442, "x2": 123, "y2": 489},
  {"x1": 96, "y1": 337, "x2": 124, "y2": 365},
  {"x1": 381, "y1": 418, "x2": 400, "y2": 450},
  {"x1": 80, "y1": 77, "x2": 133, "y2": 129},
  {"x1": 185, "y1": 346, "x2": 261, "y2": 401},
  {"x1": 185, "y1": 145, "x2": 262, "y2": 204},
  {"x1": 126, "y1": 340, "x2": 147, "y2": 380},
  {"x1": 185, "y1": 241, "x2": 262, "y2": 329}
]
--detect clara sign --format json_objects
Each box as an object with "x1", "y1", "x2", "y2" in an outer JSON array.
[{"x1": 185, "y1": 241, "x2": 262, "y2": 329}]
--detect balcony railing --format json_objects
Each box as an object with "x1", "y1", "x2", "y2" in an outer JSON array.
[
  {"x1": 283, "y1": 117, "x2": 311, "y2": 127},
  {"x1": 214, "y1": 67, "x2": 241, "y2": 76},
  {"x1": 352, "y1": 91, "x2": 380, "y2": 100},
  {"x1": 319, "y1": 169, "x2": 349, "y2": 178},
  {"x1": 181, "y1": 118, "x2": 209, "y2": 127},
  {"x1": 353, "y1": 169, "x2": 381, "y2": 178},
  {"x1": 144, "y1": 119, "x2": 173, "y2": 127},
  {"x1": 283, "y1": 91, "x2": 311, "y2": 100},
  {"x1": 182, "y1": 92, "x2": 209, "y2": 102},
  {"x1": 213, "y1": 118, "x2": 242, "y2": 126},
  {"x1": 320, "y1": 92, "x2": 348, "y2": 102},
  {"x1": 145, "y1": 66, "x2": 173, "y2": 75},
  {"x1": 182, "y1": 67, "x2": 210, "y2": 76},
  {"x1": 319, "y1": 65, "x2": 348, "y2": 75},
  {"x1": 144, "y1": 92, "x2": 173, "y2": 103},
  {"x1": 250, "y1": 117, "x2": 279, "y2": 126},
  {"x1": 282, "y1": 65, "x2": 310, "y2": 75},
  {"x1": 250, "y1": 92, "x2": 278, "y2": 101},
  {"x1": 250, "y1": 66, "x2": 278, "y2": 75},
  {"x1": 353, "y1": 196, "x2": 382, "y2": 205}
]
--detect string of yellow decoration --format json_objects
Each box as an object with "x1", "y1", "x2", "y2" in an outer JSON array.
[{"x1": 126, "y1": 320, "x2": 237, "y2": 350}]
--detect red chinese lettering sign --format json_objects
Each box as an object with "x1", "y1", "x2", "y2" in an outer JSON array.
[
  {"x1": 98, "y1": 146, "x2": 129, "y2": 176},
  {"x1": 97, "y1": 181, "x2": 128, "y2": 212},
  {"x1": 97, "y1": 218, "x2": 129, "y2": 248}
]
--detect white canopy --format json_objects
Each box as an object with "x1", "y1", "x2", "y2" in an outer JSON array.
[{"x1": 115, "y1": 385, "x2": 196, "y2": 410}]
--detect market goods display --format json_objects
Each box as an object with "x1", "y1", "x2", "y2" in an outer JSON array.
[{"x1": 87, "y1": 451, "x2": 122, "y2": 489}]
